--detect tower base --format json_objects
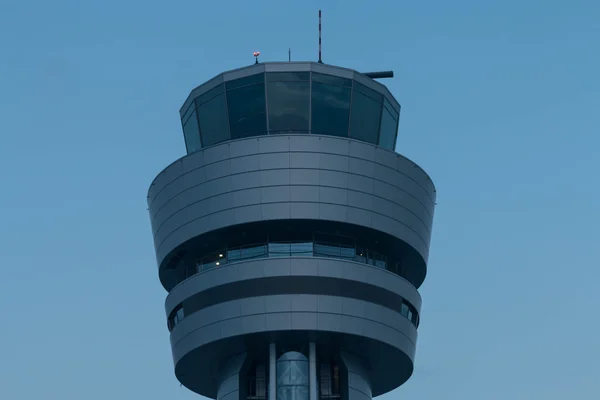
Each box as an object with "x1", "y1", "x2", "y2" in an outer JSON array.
[{"x1": 217, "y1": 342, "x2": 372, "y2": 400}]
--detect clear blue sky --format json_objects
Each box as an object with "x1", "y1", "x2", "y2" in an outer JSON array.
[{"x1": 1, "y1": 0, "x2": 599, "y2": 399}]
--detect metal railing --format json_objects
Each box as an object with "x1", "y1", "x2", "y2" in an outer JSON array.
[
  {"x1": 171, "y1": 238, "x2": 420, "y2": 330},
  {"x1": 196, "y1": 241, "x2": 395, "y2": 274}
]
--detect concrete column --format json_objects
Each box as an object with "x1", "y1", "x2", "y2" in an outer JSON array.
[
  {"x1": 340, "y1": 352, "x2": 372, "y2": 400},
  {"x1": 309, "y1": 342, "x2": 317, "y2": 400},
  {"x1": 269, "y1": 343, "x2": 276, "y2": 400},
  {"x1": 217, "y1": 353, "x2": 247, "y2": 400}
]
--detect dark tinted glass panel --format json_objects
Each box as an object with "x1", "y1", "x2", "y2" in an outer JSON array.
[
  {"x1": 311, "y1": 82, "x2": 351, "y2": 136},
  {"x1": 312, "y1": 72, "x2": 352, "y2": 87},
  {"x1": 349, "y1": 88, "x2": 382, "y2": 144},
  {"x1": 226, "y1": 73, "x2": 264, "y2": 90},
  {"x1": 267, "y1": 72, "x2": 310, "y2": 81},
  {"x1": 198, "y1": 93, "x2": 230, "y2": 146},
  {"x1": 196, "y1": 83, "x2": 225, "y2": 105},
  {"x1": 227, "y1": 83, "x2": 267, "y2": 138},
  {"x1": 267, "y1": 81, "x2": 309, "y2": 132},
  {"x1": 183, "y1": 109, "x2": 201, "y2": 153},
  {"x1": 378, "y1": 107, "x2": 397, "y2": 150},
  {"x1": 354, "y1": 82, "x2": 383, "y2": 103}
]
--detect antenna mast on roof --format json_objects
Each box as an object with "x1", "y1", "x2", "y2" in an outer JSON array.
[{"x1": 318, "y1": 10, "x2": 323, "y2": 63}]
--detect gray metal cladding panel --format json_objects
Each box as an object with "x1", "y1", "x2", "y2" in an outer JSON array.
[
  {"x1": 165, "y1": 257, "x2": 422, "y2": 314},
  {"x1": 147, "y1": 135, "x2": 436, "y2": 269},
  {"x1": 170, "y1": 295, "x2": 417, "y2": 364}
]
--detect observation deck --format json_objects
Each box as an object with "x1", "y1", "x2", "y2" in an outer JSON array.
[{"x1": 179, "y1": 62, "x2": 401, "y2": 153}]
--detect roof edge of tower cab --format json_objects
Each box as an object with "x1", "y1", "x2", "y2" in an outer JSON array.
[{"x1": 178, "y1": 62, "x2": 400, "y2": 117}]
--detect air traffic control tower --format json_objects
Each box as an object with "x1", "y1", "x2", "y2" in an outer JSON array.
[{"x1": 147, "y1": 61, "x2": 436, "y2": 400}]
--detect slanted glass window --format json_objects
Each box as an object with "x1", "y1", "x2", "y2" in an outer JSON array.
[
  {"x1": 267, "y1": 73, "x2": 310, "y2": 133},
  {"x1": 183, "y1": 108, "x2": 202, "y2": 153},
  {"x1": 311, "y1": 80, "x2": 351, "y2": 137},
  {"x1": 349, "y1": 82, "x2": 383, "y2": 145},
  {"x1": 378, "y1": 98, "x2": 398, "y2": 150},
  {"x1": 198, "y1": 92, "x2": 230, "y2": 147},
  {"x1": 226, "y1": 74, "x2": 267, "y2": 139}
]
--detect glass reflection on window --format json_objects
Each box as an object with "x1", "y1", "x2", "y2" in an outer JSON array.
[
  {"x1": 198, "y1": 93, "x2": 230, "y2": 146},
  {"x1": 349, "y1": 83, "x2": 382, "y2": 145},
  {"x1": 267, "y1": 81, "x2": 310, "y2": 133},
  {"x1": 311, "y1": 81, "x2": 351, "y2": 137},
  {"x1": 227, "y1": 75, "x2": 267, "y2": 139}
]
